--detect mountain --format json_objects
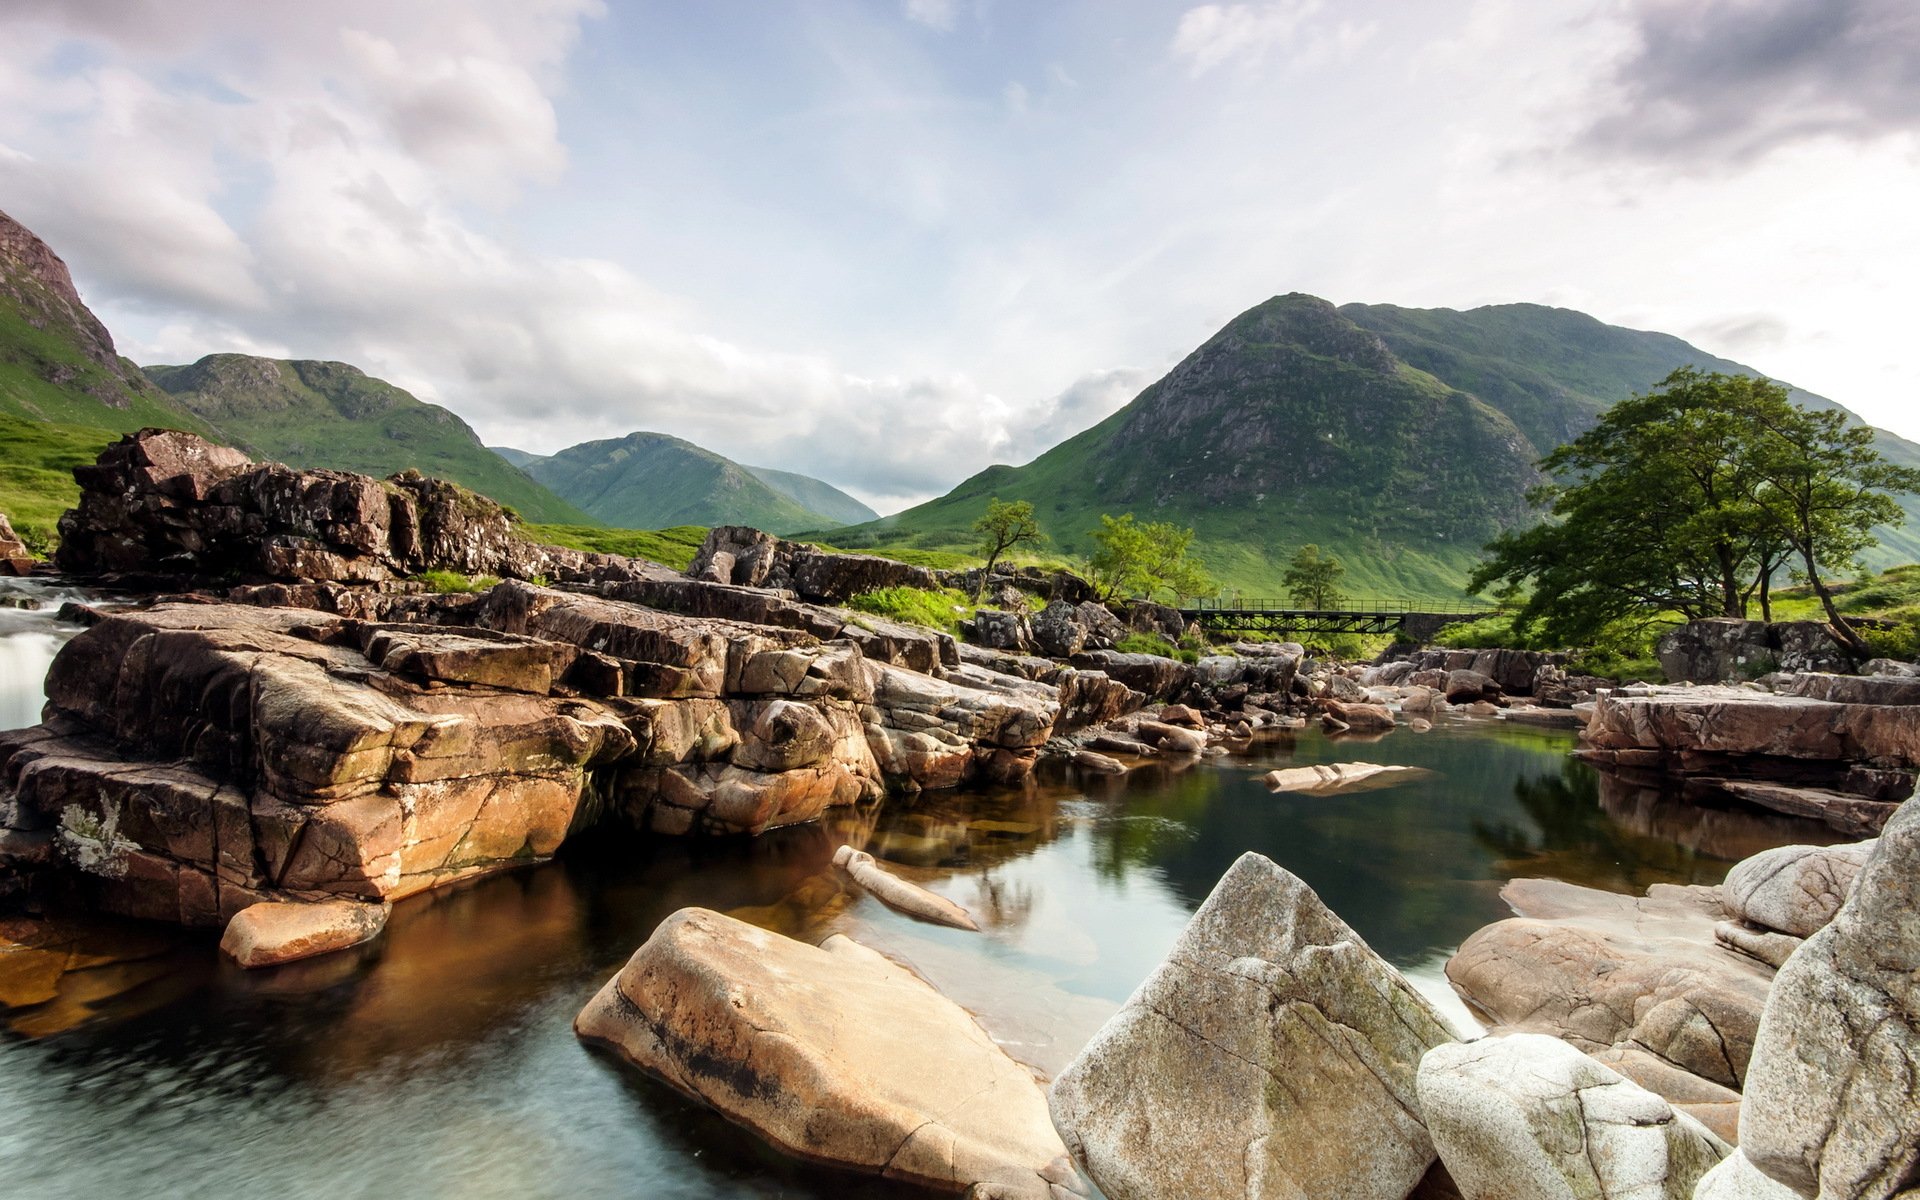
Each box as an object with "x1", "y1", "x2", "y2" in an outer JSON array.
[
  {"x1": 836, "y1": 294, "x2": 1920, "y2": 598},
  {"x1": 512, "y1": 431, "x2": 871, "y2": 533},
  {"x1": 490, "y1": 446, "x2": 543, "y2": 469},
  {"x1": 743, "y1": 464, "x2": 878, "y2": 525},
  {"x1": 835, "y1": 294, "x2": 1544, "y2": 598},
  {"x1": 1340, "y1": 302, "x2": 1920, "y2": 566},
  {"x1": 143, "y1": 354, "x2": 590, "y2": 524},
  {"x1": 0, "y1": 208, "x2": 225, "y2": 529}
]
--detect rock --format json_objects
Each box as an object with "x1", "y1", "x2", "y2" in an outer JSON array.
[
  {"x1": 1032, "y1": 601, "x2": 1125, "y2": 659},
  {"x1": 1409, "y1": 717, "x2": 1433, "y2": 732},
  {"x1": 1692, "y1": 1151, "x2": 1802, "y2": 1200},
  {"x1": 833, "y1": 846, "x2": 978, "y2": 930},
  {"x1": 1048, "y1": 852, "x2": 1456, "y2": 1200},
  {"x1": 1263, "y1": 762, "x2": 1420, "y2": 792},
  {"x1": 1122, "y1": 599, "x2": 1189, "y2": 643},
  {"x1": 1158, "y1": 703, "x2": 1205, "y2": 728},
  {"x1": 1069, "y1": 650, "x2": 1194, "y2": 701},
  {"x1": 575, "y1": 908, "x2": 1084, "y2": 1198},
  {"x1": 1417, "y1": 1033, "x2": 1727, "y2": 1200},
  {"x1": 970, "y1": 608, "x2": 1034, "y2": 654},
  {"x1": 1737, "y1": 798, "x2": 1920, "y2": 1198},
  {"x1": 1447, "y1": 879, "x2": 1774, "y2": 1092},
  {"x1": 1134, "y1": 719, "x2": 1206, "y2": 755},
  {"x1": 0, "y1": 512, "x2": 34, "y2": 574},
  {"x1": 1322, "y1": 699, "x2": 1396, "y2": 732},
  {"x1": 687, "y1": 525, "x2": 941, "y2": 602},
  {"x1": 1582, "y1": 683, "x2": 1920, "y2": 772},
  {"x1": 1713, "y1": 921, "x2": 1803, "y2": 969},
  {"x1": 219, "y1": 899, "x2": 389, "y2": 968},
  {"x1": 1069, "y1": 749, "x2": 1127, "y2": 774},
  {"x1": 1712, "y1": 781, "x2": 1899, "y2": 838},
  {"x1": 1445, "y1": 669, "x2": 1501, "y2": 704},
  {"x1": 1720, "y1": 840, "x2": 1875, "y2": 938},
  {"x1": 1656, "y1": 619, "x2": 1854, "y2": 684}
]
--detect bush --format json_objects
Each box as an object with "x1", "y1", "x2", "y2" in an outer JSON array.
[
  {"x1": 1115, "y1": 631, "x2": 1200, "y2": 664},
  {"x1": 414, "y1": 569, "x2": 500, "y2": 594},
  {"x1": 848, "y1": 586, "x2": 974, "y2": 634},
  {"x1": 12, "y1": 521, "x2": 53, "y2": 558}
]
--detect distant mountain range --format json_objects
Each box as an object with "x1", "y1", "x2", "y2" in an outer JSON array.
[
  {"x1": 497, "y1": 432, "x2": 877, "y2": 534},
  {"x1": 829, "y1": 294, "x2": 1920, "y2": 597}
]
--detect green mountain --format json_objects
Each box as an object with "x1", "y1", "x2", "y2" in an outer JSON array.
[
  {"x1": 834, "y1": 294, "x2": 1920, "y2": 598},
  {"x1": 143, "y1": 354, "x2": 590, "y2": 524},
  {"x1": 744, "y1": 464, "x2": 877, "y2": 525},
  {"x1": 490, "y1": 446, "x2": 543, "y2": 469},
  {"x1": 1341, "y1": 302, "x2": 1920, "y2": 566},
  {"x1": 0, "y1": 208, "x2": 224, "y2": 530},
  {"x1": 512, "y1": 431, "x2": 869, "y2": 533},
  {"x1": 833, "y1": 294, "x2": 1543, "y2": 599}
]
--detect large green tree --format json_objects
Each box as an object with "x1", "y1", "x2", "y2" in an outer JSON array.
[
  {"x1": 1087, "y1": 513, "x2": 1214, "y2": 603},
  {"x1": 1473, "y1": 368, "x2": 1918, "y2": 652},
  {"x1": 1282, "y1": 544, "x2": 1345, "y2": 608}
]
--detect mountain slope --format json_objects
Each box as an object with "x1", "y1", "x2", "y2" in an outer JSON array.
[
  {"x1": 744, "y1": 464, "x2": 877, "y2": 525},
  {"x1": 518, "y1": 431, "x2": 865, "y2": 533},
  {"x1": 1342, "y1": 302, "x2": 1920, "y2": 566},
  {"x1": 0, "y1": 208, "x2": 222, "y2": 529},
  {"x1": 835, "y1": 295, "x2": 1544, "y2": 598},
  {"x1": 145, "y1": 354, "x2": 590, "y2": 524}
]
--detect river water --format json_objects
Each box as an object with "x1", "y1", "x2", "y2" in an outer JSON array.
[{"x1": 0, "y1": 604, "x2": 1840, "y2": 1199}]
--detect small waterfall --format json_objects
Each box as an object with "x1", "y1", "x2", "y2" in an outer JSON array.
[{"x1": 0, "y1": 579, "x2": 94, "y2": 734}]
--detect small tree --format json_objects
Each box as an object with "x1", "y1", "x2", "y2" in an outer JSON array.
[
  {"x1": 1283, "y1": 544, "x2": 1345, "y2": 608},
  {"x1": 971, "y1": 498, "x2": 1045, "y2": 599},
  {"x1": 1087, "y1": 513, "x2": 1214, "y2": 603}
]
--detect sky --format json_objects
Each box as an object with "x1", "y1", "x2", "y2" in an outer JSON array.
[{"x1": 1, "y1": 0, "x2": 1917, "y2": 513}]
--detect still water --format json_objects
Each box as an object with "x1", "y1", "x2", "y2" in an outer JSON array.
[{"x1": 0, "y1": 610, "x2": 1835, "y2": 1199}]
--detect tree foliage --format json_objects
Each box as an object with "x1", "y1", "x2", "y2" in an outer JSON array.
[
  {"x1": 1472, "y1": 368, "x2": 1920, "y2": 653},
  {"x1": 1087, "y1": 513, "x2": 1214, "y2": 602},
  {"x1": 1282, "y1": 544, "x2": 1345, "y2": 608},
  {"x1": 970, "y1": 498, "x2": 1045, "y2": 598}
]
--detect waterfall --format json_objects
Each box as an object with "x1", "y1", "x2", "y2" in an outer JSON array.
[{"x1": 0, "y1": 580, "x2": 93, "y2": 734}]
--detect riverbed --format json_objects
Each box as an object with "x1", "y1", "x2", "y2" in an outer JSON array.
[{"x1": 0, "y1": 601, "x2": 1838, "y2": 1199}]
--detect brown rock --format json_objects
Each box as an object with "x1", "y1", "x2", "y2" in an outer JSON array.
[{"x1": 219, "y1": 899, "x2": 389, "y2": 968}]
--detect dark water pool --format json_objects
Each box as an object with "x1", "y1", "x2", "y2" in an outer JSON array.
[{"x1": 0, "y1": 717, "x2": 1836, "y2": 1199}]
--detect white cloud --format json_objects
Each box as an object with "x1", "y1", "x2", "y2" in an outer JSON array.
[
  {"x1": 903, "y1": 0, "x2": 959, "y2": 33},
  {"x1": 1171, "y1": 1, "x2": 1324, "y2": 75}
]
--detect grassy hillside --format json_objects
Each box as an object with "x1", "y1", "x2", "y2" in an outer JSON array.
[
  {"x1": 1344, "y1": 302, "x2": 1920, "y2": 566},
  {"x1": 827, "y1": 295, "x2": 1540, "y2": 600},
  {"x1": 521, "y1": 431, "x2": 854, "y2": 534},
  {"x1": 145, "y1": 355, "x2": 590, "y2": 524},
  {"x1": 744, "y1": 463, "x2": 877, "y2": 525}
]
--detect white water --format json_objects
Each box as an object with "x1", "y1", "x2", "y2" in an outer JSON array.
[{"x1": 0, "y1": 579, "x2": 93, "y2": 733}]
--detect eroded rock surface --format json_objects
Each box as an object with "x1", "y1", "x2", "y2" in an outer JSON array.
[
  {"x1": 1418, "y1": 1033, "x2": 1727, "y2": 1200},
  {"x1": 219, "y1": 898, "x2": 388, "y2": 968},
  {"x1": 575, "y1": 908, "x2": 1084, "y2": 1198},
  {"x1": 1049, "y1": 851, "x2": 1456, "y2": 1200},
  {"x1": 1721, "y1": 840, "x2": 1874, "y2": 939}
]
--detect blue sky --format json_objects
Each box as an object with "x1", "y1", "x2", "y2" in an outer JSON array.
[{"x1": 2, "y1": 0, "x2": 1917, "y2": 511}]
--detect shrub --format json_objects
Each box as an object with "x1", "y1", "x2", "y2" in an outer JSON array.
[
  {"x1": 1115, "y1": 631, "x2": 1200, "y2": 664},
  {"x1": 414, "y1": 569, "x2": 500, "y2": 594},
  {"x1": 848, "y1": 586, "x2": 974, "y2": 634}
]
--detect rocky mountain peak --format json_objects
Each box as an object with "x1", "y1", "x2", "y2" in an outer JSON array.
[{"x1": 0, "y1": 206, "x2": 123, "y2": 372}]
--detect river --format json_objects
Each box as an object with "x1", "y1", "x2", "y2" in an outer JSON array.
[{"x1": 0, "y1": 601, "x2": 1838, "y2": 1199}]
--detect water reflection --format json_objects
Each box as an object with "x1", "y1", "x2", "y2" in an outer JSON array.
[{"x1": 0, "y1": 710, "x2": 1848, "y2": 1200}]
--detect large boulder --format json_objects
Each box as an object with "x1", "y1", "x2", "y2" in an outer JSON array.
[
  {"x1": 1048, "y1": 852, "x2": 1456, "y2": 1200},
  {"x1": 1417, "y1": 1033, "x2": 1727, "y2": 1200},
  {"x1": 219, "y1": 899, "x2": 389, "y2": 968},
  {"x1": 1031, "y1": 600, "x2": 1125, "y2": 659},
  {"x1": 1447, "y1": 879, "x2": 1774, "y2": 1093},
  {"x1": 1737, "y1": 798, "x2": 1920, "y2": 1198},
  {"x1": 1657, "y1": 619, "x2": 1854, "y2": 684},
  {"x1": 1721, "y1": 840, "x2": 1875, "y2": 939},
  {"x1": 575, "y1": 908, "x2": 1085, "y2": 1198},
  {"x1": 686, "y1": 525, "x2": 940, "y2": 603}
]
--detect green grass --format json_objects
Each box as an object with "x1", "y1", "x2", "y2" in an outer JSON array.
[
  {"x1": 0, "y1": 416, "x2": 118, "y2": 538},
  {"x1": 847, "y1": 586, "x2": 978, "y2": 635},
  {"x1": 413, "y1": 569, "x2": 501, "y2": 594},
  {"x1": 524, "y1": 523, "x2": 711, "y2": 570}
]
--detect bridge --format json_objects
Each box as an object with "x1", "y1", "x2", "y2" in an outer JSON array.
[{"x1": 1178, "y1": 598, "x2": 1501, "y2": 641}]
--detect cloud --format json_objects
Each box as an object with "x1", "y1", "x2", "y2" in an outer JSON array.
[
  {"x1": 1582, "y1": 0, "x2": 1920, "y2": 164},
  {"x1": 1171, "y1": 1, "x2": 1360, "y2": 75},
  {"x1": 903, "y1": 0, "x2": 958, "y2": 33}
]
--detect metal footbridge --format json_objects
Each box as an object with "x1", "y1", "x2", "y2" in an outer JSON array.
[{"x1": 1178, "y1": 598, "x2": 1500, "y2": 640}]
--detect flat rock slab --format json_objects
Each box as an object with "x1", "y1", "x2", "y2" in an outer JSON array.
[
  {"x1": 219, "y1": 899, "x2": 389, "y2": 968},
  {"x1": 1714, "y1": 780, "x2": 1898, "y2": 838},
  {"x1": 1418, "y1": 1033, "x2": 1727, "y2": 1200},
  {"x1": 1049, "y1": 851, "x2": 1456, "y2": 1200},
  {"x1": 575, "y1": 908, "x2": 1083, "y2": 1198},
  {"x1": 1263, "y1": 761, "x2": 1422, "y2": 794},
  {"x1": 1448, "y1": 879, "x2": 1774, "y2": 1092},
  {"x1": 833, "y1": 845, "x2": 978, "y2": 930}
]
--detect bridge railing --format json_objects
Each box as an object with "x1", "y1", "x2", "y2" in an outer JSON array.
[{"x1": 1182, "y1": 597, "x2": 1502, "y2": 616}]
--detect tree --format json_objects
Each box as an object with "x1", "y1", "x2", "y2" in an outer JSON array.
[
  {"x1": 971, "y1": 498, "x2": 1045, "y2": 599},
  {"x1": 1472, "y1": 368, "x2": 1919, "y2": 649},
  {"x1": 1086, "y1": 513, "x2": 1215, "y2": 603},
  {"x1": 1282, "y1": 544, "x2": 1345, "y2": 608},
  {"x1": 1745, "y1": 404, "x2": 1920, "y2": 655}
]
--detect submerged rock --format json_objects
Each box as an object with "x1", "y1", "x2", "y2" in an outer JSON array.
[
  {"x1": 575, "y1": 908, "x2": 1084, "y2": 1198},
  {"x1": 832, "y1": 846, "x2": 978, "y2": 931},
  {"x1": 1262, "y1": 762, "x2": 1418, "y2": 792},
  {"x1": 1048, "y1": 851, "x2": 1456, "y2": 1200},
  {"x1": 1417, "y1": 1033, "x2": 1727, "y2": 1200},
  {"x1": 220, "y1": 899, "x2": 389, "y2": 968}
]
